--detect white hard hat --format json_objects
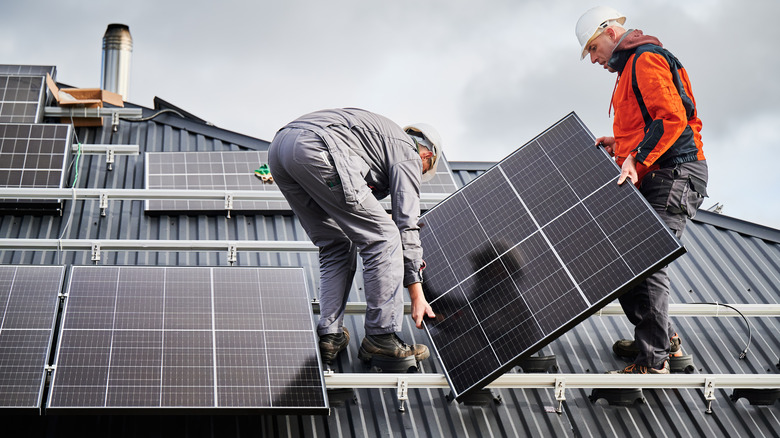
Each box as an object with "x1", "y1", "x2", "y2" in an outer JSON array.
[
  {"x1": 575, "y1": 6, "x2": 626, "y2": 60},
  {"x1": 404, "y1": 123, "x2": 442, "y2": 183}
]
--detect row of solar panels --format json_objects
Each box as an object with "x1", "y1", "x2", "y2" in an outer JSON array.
[
  {"x1": 0, "y1": 265, "x2": 328, "y2": 414},
  {"x1": 0, "y1": 66, "x2": 460, "y2": 213}
]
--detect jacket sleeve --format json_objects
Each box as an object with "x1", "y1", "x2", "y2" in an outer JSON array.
[
  {"x1": 632, "y1": 52, "x2": 689, "y2": 166},
  {"x1": 389, "y1": 158, "x2": 425, "y2": 287}
]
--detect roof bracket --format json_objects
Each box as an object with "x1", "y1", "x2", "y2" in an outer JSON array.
[
  {"x1": 91, "y1": 243, "x2": 101, "y2": 264},
  {"x1": 704, "y1": 378, "x2": 716, "y2": 414},
  {"x1": 224, "y1": 194, "x2": 233, "y2": 219},
  {"x1": 99, "y1": 192, "x2": 109, "y2": 217},
  {"x1": 227, "y1": 243, "x2": 237, "y2": 266},
  {"x1": 111, "y1": 111, "x2": 120, "y2": 132},
  {"x1": 106, "y1": 149, "x2": 116, "y2": 171},
  {"x1": 554, "y1": 377, "x2": 566, "y2": 414},
  {"x1": 396, "y1": 377, "x2": 409, "y2": 412}
]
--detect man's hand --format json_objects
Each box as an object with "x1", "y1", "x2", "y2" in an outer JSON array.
[
  {"x1": 618, "y1": 154, "x2": 638, "y2": 185},
  {"x1": 595, "y1": 136, "x2": 616, "y2": 157},
  {"x1": 407, "y1": 282, "x2": 435, "y2": 329}
]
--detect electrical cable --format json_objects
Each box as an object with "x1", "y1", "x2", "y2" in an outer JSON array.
[
  {"x1": 56, "y1": 116, "x2": 83, "y2": 265},
  {"x1": 119, "y1": 108, "x2": 186, "y2": 122},
  {"x1": 690, "y1": 301, "x2": 752, "y2": 360}
]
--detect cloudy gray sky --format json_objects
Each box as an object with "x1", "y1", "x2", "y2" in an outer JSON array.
[{"x1": 3, "y1": 0, "x2": 778, "y2": 229}]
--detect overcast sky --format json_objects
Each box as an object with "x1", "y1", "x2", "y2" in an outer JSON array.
[{"x1": 3, "y1": 0, "x2": 778, "y2": 229}]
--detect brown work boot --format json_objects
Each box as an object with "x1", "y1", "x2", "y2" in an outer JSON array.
[
  {"x1": 358, "y1": 333, "x2": 430, "y2": 363},
  {"x1": 607, "y1": 360, "x2": 670, "y2": 374},
  {"x1": 319, "y1": 327, "x2": 350, "y2": 364},
  {"x1": 612, "y1": 334, "x2": 683, "y2": 359}
]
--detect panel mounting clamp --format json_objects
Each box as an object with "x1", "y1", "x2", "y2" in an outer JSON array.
[
  {"x1": 106, "y1": 149, "x2": 116, "y2": 170},
  {"x1": 91, "y1": 243, "x2": 101, "y2": 264},
  {"x1": 224, "y1": 194, "x2": 234, "y2": 219},
  {"x1": 704, "y1": 378, "x2": 716, "y2": 414},
  {"x1": 227, "y1": 243, "x2": 237, "y2": 265},
  {"x1": 554, "y1": 377, "x2": 566, "y2": 414},
  {"x1": 99, "y1": 192, "x2": 109, "y2": 217},
  {"x1": 397, "y1": 377, "x2": 409, "y2": 412}
]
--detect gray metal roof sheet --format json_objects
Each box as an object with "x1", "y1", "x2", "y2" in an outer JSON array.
[{"x1": 0, "y1": 104, "x2": 777, "y2": 436}]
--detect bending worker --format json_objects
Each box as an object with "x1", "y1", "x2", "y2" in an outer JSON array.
[
  {"x1": 268, "y1": 108, "x2": 438, "y2": 366},
  {"x1": 576, "y1": 7, "x2": 709, "y2": 374}
]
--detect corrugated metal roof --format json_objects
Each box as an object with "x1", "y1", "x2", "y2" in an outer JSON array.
[{"x1": 1, "y1": 103, "x2": 778, "y2": 436}]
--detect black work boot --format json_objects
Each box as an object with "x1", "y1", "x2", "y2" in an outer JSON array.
[
  {"x1": 319, "y1": 327, "x2": 350, "y2": 364},
  {"x1": 613, "y1": 333, "x2": 682, "y2": 360},
  {"x1": 358, "y1": 333, "x2": 430, "y2": 363}
]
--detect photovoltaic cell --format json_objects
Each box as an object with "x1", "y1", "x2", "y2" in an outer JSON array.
[
  {"x1": 144, "y1": 150, "x2": 458, "y2": 214},
  {"x1": 47, "y1": 266, "x2": 327, "y2": 414},
  {"x1": 0, "y1": 265, "x2": 65, "y2": 411},
  {"x1": 419, "y1": 113, "x2": 685, "y2": 400}
]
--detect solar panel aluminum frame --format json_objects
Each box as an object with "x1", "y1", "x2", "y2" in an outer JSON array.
[
  {"x1": 46, "y1": 266, "x2": 329, "y2": 415},
  {"x1": 419, "y1": 112, "x2": 686, "y2": 401},
  {"x1": 0, "y1": 265, "x2": 65, "y2": 414}
]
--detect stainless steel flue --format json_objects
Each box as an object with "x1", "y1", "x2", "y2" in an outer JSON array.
[{"x1": 101, "y1": 24, "x2": 132, "y2": 101}]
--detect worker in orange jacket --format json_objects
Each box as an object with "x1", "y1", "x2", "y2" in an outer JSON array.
[{"x1": 576, "y1": 6, "x2": 709, "y2": 374}]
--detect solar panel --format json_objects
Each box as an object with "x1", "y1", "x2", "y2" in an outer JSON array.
[
  {"x1": 0, "y1": 265, "x2": 65, "y2": 412},
  {"x1": 0, "y1": 75, "x2": 47, "y2": 124},
  {"x1": 419, "y1": 113, "x2": 685, "y2": 401},
  {"x1": 47, "y1": 266, "x2": 327, "y2": 414},
  {"x1": 0, "y1": 123, "x2": 71, "y2": 212},
  {"x1": 144, "y1": 150, "x2": 458, "y2": 214}
]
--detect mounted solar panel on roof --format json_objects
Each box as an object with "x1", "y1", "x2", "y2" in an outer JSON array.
[
  {"x1": 0, "y1": 75, "x2": 47, "y2": 124},
  {"x1": 47, "y1": 266, "x2": 327, "y2": 414},
  {"x1": 419, "y1": 113, "x2": 685, "y2": 401},
  {"x1": 0, "y1": 123, "x2": 71, "y2": 213},
  {"x1": 144, "y1": 150, "x2": 458, "y2": 214},
  {"x1": 0, "y1": 265, "x2": 65, "y2": 412}
]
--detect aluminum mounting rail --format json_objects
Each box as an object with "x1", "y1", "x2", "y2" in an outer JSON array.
[
  {"x1": 323, "y1": 371, "x2": 780, "y2": 390},
  {"x1": 44, "y1": 107, "x2": 143, "y2": 118},
  {"x1": 0, "y1": 188, "x2": 450, "y2": 204},
  {"x1": 324, "y1": 371, "x2": 780, "y2": 412},
  {"x1": 0, "y1": 238, "x2": 316, "y2": 264},
  {"x1": 313, "y1": 301, "x2": 780, "y2": 317}
]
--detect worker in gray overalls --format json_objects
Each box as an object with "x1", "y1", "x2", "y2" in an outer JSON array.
[{"x1": 268, "y1": 108, "x2": 439, "y2": 366}]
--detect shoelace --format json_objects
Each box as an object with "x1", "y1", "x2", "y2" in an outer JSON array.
[{"x1": 622, "y1": 364, "x2": 648, "y2": 374}]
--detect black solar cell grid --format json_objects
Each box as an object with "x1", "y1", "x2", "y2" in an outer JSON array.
[
  {"x1": 47, "y1": 266, "x2": 327, "y2": 414},
  {"x1": 419, "y1": 113, "x2": 685, "y2": 400}
]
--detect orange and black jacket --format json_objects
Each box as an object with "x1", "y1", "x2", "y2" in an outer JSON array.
[{"x1": 607, "y1": 30, "x2": 705, "y2": 181}]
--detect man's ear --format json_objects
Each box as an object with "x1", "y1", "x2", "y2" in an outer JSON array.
[{"x1": 420, "y1": 150, "x2": 434, "y2": 159}]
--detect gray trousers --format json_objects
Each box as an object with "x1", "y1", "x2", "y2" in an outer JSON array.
[
  {"x1": 268, "y1": 127, "x2": 405, "y2": 336},
  {"x1": 620, "y1": 160, "x2": 709, "y2": 367}
]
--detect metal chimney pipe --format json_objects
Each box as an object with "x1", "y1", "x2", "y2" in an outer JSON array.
[{"x1": 101, "y1": 24, "x2": 132, "y2": 101}]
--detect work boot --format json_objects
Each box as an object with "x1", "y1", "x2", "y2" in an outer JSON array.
[
  {"x1": 319, "y1": 327, "x2": 350, "y2": 364},
  {"x1": 607, "y1": 360, "x2": 670, "y2": 375},
  {"x1": 612, "y1": 334, "x2": 682, "y2": 359},
  {"x1": 358, "y1": 333, "x2": 430, "y2": 363}
]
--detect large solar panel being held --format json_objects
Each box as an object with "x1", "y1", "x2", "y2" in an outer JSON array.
[
  {"x1": 144, "y1": 150, "x2": 458, "y2": 214},
  {"x1": 0, "y1": 74, "x2": 47, "y2": 124},
  {"x1": 419, "y1": 113, "x2": 685, "y2": 400},
  {"x1": 0, "y1": 265, "x2": 65, "y2": 412},
  {"x1": 0, "y1": 123, "x2": 71, "y2": 213},
  {"x1": 47, "y1": 266, "x2": 328, "y2": 414}
]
